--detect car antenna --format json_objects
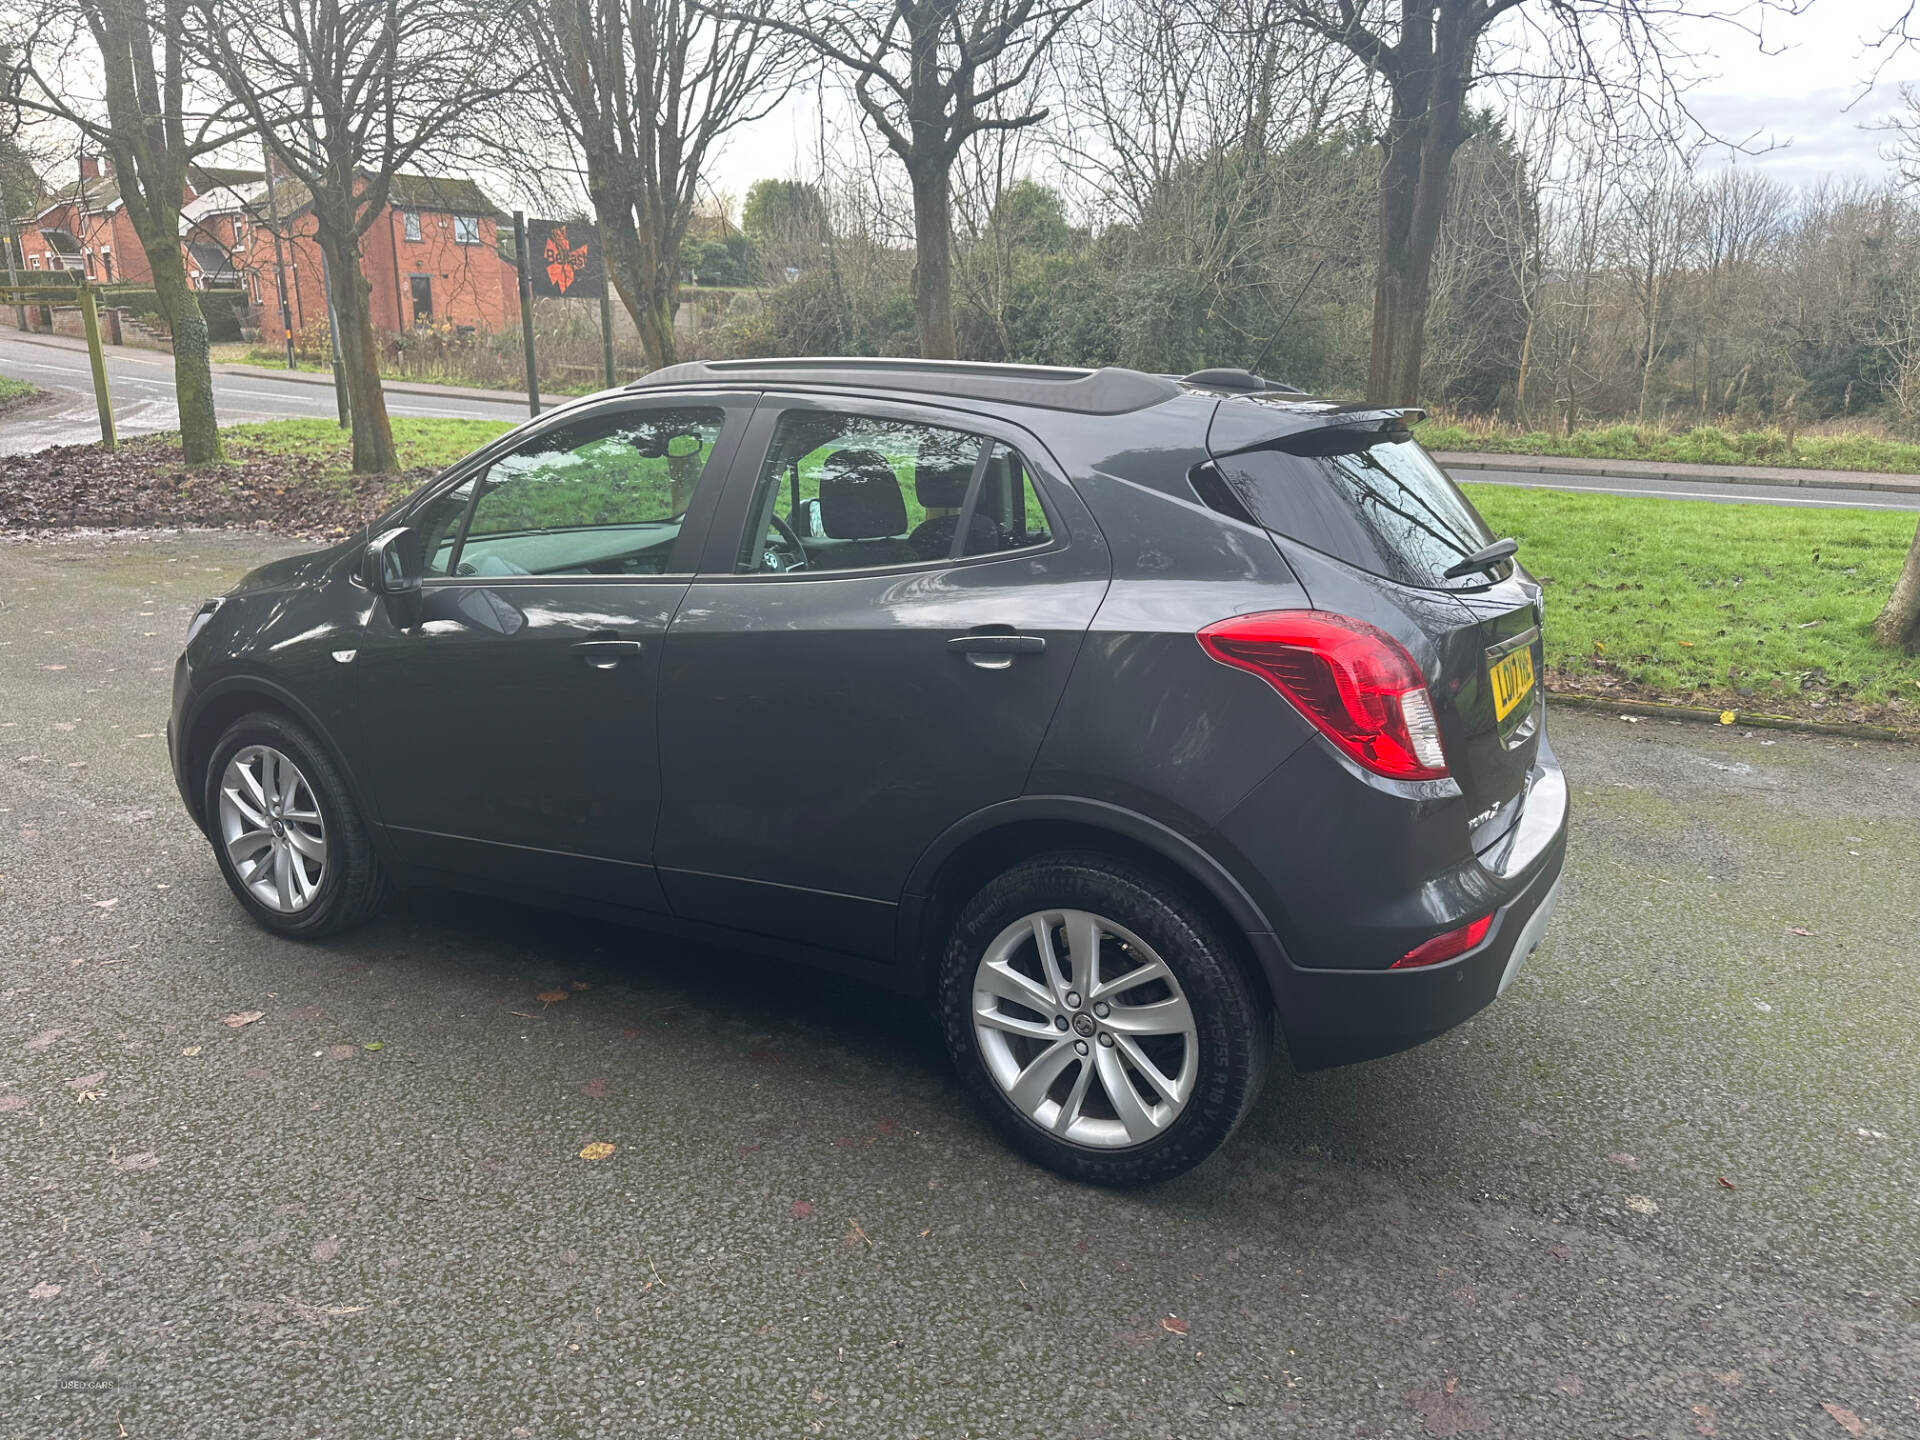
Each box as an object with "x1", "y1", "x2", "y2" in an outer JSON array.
[{"x1": 1246, "y1": 257, "x2": 1329, "y2": 380}]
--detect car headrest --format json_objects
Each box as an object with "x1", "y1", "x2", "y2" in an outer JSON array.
[
  {"x1": 819, "y1": 449, "x2": 908, "y2": 539},
  {"x1": 914, "y1": 454, "x2": 974, "y2": 508}
]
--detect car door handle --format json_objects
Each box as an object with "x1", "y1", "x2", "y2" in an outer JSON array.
[
  {"x1": 947, "y1": 633, "x2": 1046, "y2": 669},
  {"x1": 571, "y1": 638, "x2": 644, "y2": 669}
]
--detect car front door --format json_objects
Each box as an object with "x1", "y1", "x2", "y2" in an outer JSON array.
[
  {"x1": 348, "y1": 394, "x2": 753, "y2": 910},
  {"x1": 653, "y1": 395, "x2": 1111, "y2": 960}
]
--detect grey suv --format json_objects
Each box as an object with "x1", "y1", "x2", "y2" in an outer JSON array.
[{"x1": 169, "y1": 358, "x2": 1567, "y2": 1185}]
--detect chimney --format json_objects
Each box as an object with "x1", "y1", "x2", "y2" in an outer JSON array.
[{"x1": 79, "y1": 154, "x2": 100, "y2": 183}]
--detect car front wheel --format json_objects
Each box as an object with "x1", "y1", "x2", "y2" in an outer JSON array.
[
  {"x1": 938, "y1": 851, "x2": 1271, "y2": 1186},
  {"x1": 203, "y1": 711, "x2": 389, "y2": 939}
]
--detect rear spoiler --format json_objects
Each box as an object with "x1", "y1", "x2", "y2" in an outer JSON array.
[{"x1": 1206, "y1": 401, "x2": 1425, "y2": 458}]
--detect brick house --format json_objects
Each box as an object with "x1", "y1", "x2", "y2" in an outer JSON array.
[
  {"x1": 13, "y1": 155, "x2": 260, "y2": 286},
  {"x1": 211, "y1": 171, "x2": 511, "y2": 346}
]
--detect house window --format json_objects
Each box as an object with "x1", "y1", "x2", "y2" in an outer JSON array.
[
  {"x1": 85, "y1": 250, "x2": 97, "y2": 278},
  {"x1": 29, "y1": 254, "x2": 39, "y2": 269},
  {"x1": 403, "y1": 211, "x2": 422, "y2": 242},
  {"x1": 454, "y1": 215, "x2": 479, "y2": 246},
  {"x1": 101, "y1": 249, "x2": 113, "y2": 280},
  {"x1": 409, "y1": 273, "x2": 433, "y2": 320},
  {"x1": 233, "y1": 219, "x2": 246, "y2": 248}
]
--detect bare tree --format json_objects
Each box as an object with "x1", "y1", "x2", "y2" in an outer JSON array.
[
  {"x1": 718, "y1": 0, "x2": 1095, "y2": 358},
  {"x1": 527, "y1": 0, "x2": 793, "y2": 371},
  {"x1": 1275, "y1": 0, "x2": 1788, "y2": 406},
  {"x1": 5, "y1": 0, "x2": 243, "y2": 463},
  {"x1": 193, "y1": 0, "x2": 524, "y2": 473}
]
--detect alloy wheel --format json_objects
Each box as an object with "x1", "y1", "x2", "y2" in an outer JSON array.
[
  {"x1": 971, "y1": 908, "x2": 1199, "y2": 1149},
  {"x1": 217, "y1": 744, "x2": 328, "y2": 913}
]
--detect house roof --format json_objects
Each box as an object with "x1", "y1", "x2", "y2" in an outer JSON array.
[
  {"x1": 244, "y1": 170, "x2": 499, "y2": 225},
  {"x1": 28, "y1": 163, "x2": 264, "y2": 223}
]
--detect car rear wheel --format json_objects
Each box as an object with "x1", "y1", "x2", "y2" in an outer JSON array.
[
  {"x1": 203, "y1": 712, "x2": 389, "y2": 939},
  {"x1": 938, "y1": 851, "x2": 1270, "y2": 1186}
]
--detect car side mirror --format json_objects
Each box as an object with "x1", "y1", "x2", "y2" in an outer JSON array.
[
  {"x1": 366, "y1": 526, "x2": 423, "y2": 627},
  {"x1": 793, "y1": 496, "x2": 823, "y2": 538},
  {"x1": 367, "y1": 526, "x2": 421, "y2": 595}
]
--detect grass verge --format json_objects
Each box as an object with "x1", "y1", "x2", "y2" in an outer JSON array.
[
  {"x1": 218, "y1": 417, "x2": 513, "y2": 485},
  {"x1": 1420, "y1": 419, "x2": 1920, "y2": 476},
  {"x1": 1466, "y1": 484, "x2": 1919, "y2": 720},
  {"x1": 0, "y1": 373, "x2": 38, "y2": 410}
]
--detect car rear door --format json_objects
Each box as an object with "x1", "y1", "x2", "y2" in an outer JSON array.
[
  {"x1": 652, "y1": 393, "x2": 1110, "y2": 960},
  {"x1": 345, "y1": 393, "x2": 754, "y2": 910}
]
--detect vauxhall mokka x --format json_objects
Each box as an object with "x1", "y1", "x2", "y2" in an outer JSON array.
[{"x1": 170, "y1": 358, "x2": 1568, "y2": 1185}]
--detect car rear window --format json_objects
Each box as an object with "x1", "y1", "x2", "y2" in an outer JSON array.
[{"x1": 1209, "y1": 430, "x2": 1501, "y2": 590}]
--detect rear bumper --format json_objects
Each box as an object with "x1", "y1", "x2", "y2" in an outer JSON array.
[{"x1": 1226, "y1": 739, "x2": 1570, "y2": 1071}]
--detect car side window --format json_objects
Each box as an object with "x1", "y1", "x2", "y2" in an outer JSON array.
[
  {"x1": 443, "y1": 406, "x2": 725, "y2": 578},
  {"x1": 737, "y1": 410, "x2": 1050, "y2": 574}
]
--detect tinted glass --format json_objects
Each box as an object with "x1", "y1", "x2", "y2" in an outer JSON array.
[
  {"x1": 739, "y1": 411, "x2": 1046, "y2": 573},
  {"x1": 1212, "y1": 433, "x2": 1498, "y2": 590},
  {"x1": 449, "y1": 406, "x2": 724, "y2": 577}
]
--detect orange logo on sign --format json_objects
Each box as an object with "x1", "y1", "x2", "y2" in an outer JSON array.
[{"x1": 544, "y1": 226, "x2": 589, "y2": 293}]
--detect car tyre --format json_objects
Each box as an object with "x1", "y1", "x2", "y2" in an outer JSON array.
[
  {"x1": 938, "y1": 851, "x2": 1271, "y2": 1186},
  {"x1": 203, "y1": 711, "x2": 389, "y2": 939}
]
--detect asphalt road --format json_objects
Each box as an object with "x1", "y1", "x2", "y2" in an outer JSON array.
[
  {"x1": 2, "y1": 530, "x2": 1915, "y2": 1438},
  {"x1": 0, "y1": 333, "x2": 529, "y2": 454}
]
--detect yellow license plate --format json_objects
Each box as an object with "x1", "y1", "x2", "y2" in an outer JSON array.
[{"x1": 1490, "y1": 645, "x2": 1536, "y2": 723}]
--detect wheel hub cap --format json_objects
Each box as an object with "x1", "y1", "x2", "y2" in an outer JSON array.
[
  {"x1": 971, "y1": 908, "x2": 1199, "y2": 1150},
  {"x1": 217, "y1": 745, "x2": 327, "y2": 914}
]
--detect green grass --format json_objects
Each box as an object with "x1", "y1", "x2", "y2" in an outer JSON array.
[
  {"x1": 1467, "y1": 483, "x2": 1920, "y2": 711},
  {"x1": 1419, "y1": 420, "x2": 1920, "y2": 476},
  {"x1": 217, "y1": 417, "x2": 512, "y2": 482},
  {"x1": 0, "y1": 374, "x2": 37, "y2": 408}
]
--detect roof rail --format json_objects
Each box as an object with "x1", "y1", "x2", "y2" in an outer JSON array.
[{"x1": 628, "y1": 357, "x2": 1183, "y2": 415}]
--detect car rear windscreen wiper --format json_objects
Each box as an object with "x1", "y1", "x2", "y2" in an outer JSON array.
[{"x1": 1442, "y1": 537, "x2": 1519, "y2": 579}]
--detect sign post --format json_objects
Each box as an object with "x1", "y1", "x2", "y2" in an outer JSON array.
[
  {"x1": 77, "y1": 282, "x2": 116, "y2": 450},
  {"x1": 514, "y1": 211, "x2": 540, "y2": 417},
  {"x1": 524, "y1": 216, "x2": 610, "y2": 391},
  {"x1": 1, "y1": 280, "x2": 116, "y2": 447}
]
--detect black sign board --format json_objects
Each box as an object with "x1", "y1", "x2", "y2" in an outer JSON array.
[{"x1": 526, "y1": 217, "x2": 605, "y2": 300}]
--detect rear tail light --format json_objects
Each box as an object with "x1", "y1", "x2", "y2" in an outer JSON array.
[
  {"x1": 1393, "y1": 913, "x2": 1493, "y2": 969},
  {"x1": 1197, "y1": 610, "x2": 1449, "y2": 779}
]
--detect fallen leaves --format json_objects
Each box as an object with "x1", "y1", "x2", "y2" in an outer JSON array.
[
  {"x1": 1607, "y1": 1152, "x2": 1639, "y2": 1169},
  {"x1": 1717, "y1": 1176, "x2": 1737, "y2": 1190},
  {"x1": 0, "y1": 1096, "x2": 27, "y2": 1113},
  {"x1": 537, "y1": 990, "x2": 569, "y2": 1006},
  {"x1": 577, "y1": 1142, "x2": 615, "y2": 1161},
  {"x1": 223, "y1": 1011, "x2": 265, "y2": 1029},
  {"x1": 66, "y1": 1071, "x2": 107, "y2": 1090},
  {"x1": 1161, "y1": 1315, "x2": 1190, "y2": 1336},
  {"x1": 582, "y1": 1079, "x2": 610, "y2": 1098},
  {"x1": 28, "y1": 1281, "x2": 61, "y2": 1300},
  {"x1": 1625, "y1": 1195, "x2": 1660, "y2": 1215},
  {"x1": 361, "y1": 1041, "x2": 383, "y2": 1051},
  {"x1": 92, "y1": 897, "x2": 117, "y2": 909},
  {"x1": 180, "y1": 1046, "x2": 202, "y2": 1057},
  {"x1": 790, "y1": 1199, "x2": 813, "y2": 1219},
  {"x1": 24, "y1": 1028, "x2": 66, "y2": 1052},
  {"x1": 1822, "y1": 1403, "x2": 1867, "y2": 1435},
  {"x1": 116, "y1": 1152, "x2": 159, "y2": 1172},
  {"x1": 1787, "y1": 926, "x2": 1812, "y2": 936},
  {"x1": 1719, "y1": 710, "x2": 1737, "y2": 725},
  {"x1": 311, "y1": 1236, "x2": 342, "y2": 1263}
]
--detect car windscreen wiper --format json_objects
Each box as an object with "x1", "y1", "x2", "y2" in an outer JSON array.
[{"x1": 1442, "y1": 537, "x2": 1519, "y2": 580}]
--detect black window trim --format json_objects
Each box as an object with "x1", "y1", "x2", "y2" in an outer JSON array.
[
  {"x1": 700, "y1": 391, "x2": 1070, "y2": 582},
  {"x1": 398, "y1": 391, "x2": 760, "y2": 587}
]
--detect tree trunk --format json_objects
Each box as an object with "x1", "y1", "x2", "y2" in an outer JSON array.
[
  {"x1": 1873, "y1": 521, "x2": 1920, "y2": 650},
  {"x1": 144, "y1": 220, "x2": 223, "y2": 465},
  {"x1": 910, "y1": 164, "x2": 956, "y2": 360},
  {"x1": 317, "y1": 227, "x2": 397, "y2": 474},
  {"x1": 636, "y1": 275, "x2": 677, "y2": 371}
]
